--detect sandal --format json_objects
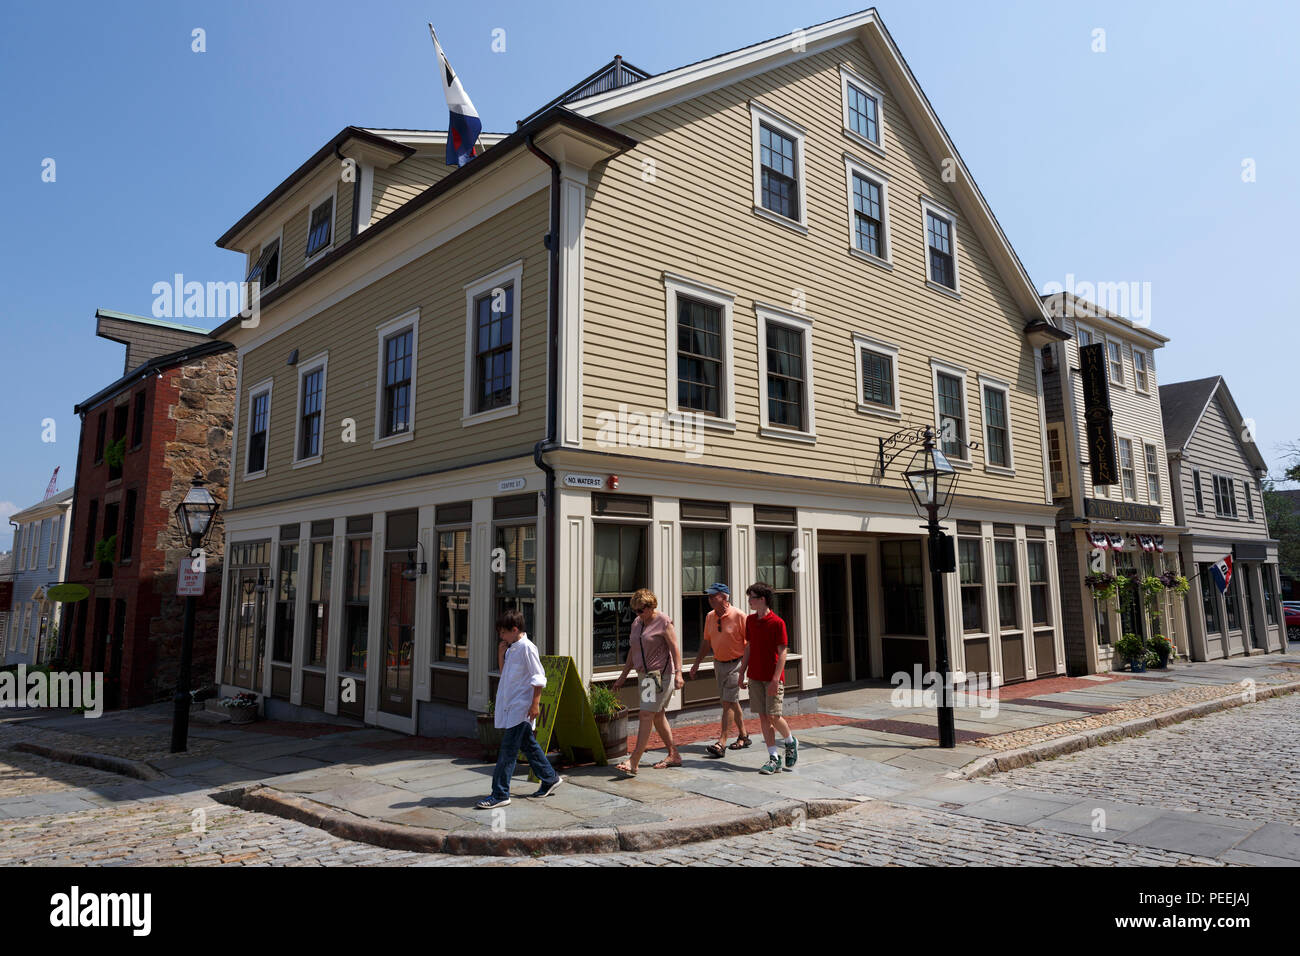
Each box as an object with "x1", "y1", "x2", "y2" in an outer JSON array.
[
  {"x1": 614, "y1": 761, "x2": 638, "y2": 776},
  {"x1": 728, "y1": 734, "x2": 752, "y2": 750},
  {"x1": 652, "y1": 757, "x2": 683, "y2": 769},
  {"x1": 705, "y1": 742, "x2": 726, "y2": 758}
]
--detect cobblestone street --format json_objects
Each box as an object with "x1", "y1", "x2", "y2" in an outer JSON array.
[{"x1": 2, "y1": 688, "x2": 1295, "y2": 866}]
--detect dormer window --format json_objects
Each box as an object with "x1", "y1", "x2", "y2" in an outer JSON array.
[
  {"x1": 306, "y1": 195, "x2": 334, "y2": 260},
  {"x1": 247, "y1": 238, "x2": 280, "y2": 289}
]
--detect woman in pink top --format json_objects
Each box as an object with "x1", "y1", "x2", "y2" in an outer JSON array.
[{"x1": 612, "y1": 588, "x2": 683, "y2": 774}]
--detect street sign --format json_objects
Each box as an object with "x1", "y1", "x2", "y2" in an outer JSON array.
[
  {"x1": 563, "y1": 473, "x2": 604, "y2": 489},
  {"x1": 177, "y1": 558, "x2": 206, "y2": 596}
]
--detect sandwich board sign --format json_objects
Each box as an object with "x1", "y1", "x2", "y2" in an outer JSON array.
[{"x1": 527, "y1": 655, "x2": 607, "y2": 781}]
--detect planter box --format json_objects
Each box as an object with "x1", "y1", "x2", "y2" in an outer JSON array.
[
  {"x1": 594, "y1": 710, "x2": 629, "y2": 760},
  {"x1": 227, "y1": 707, "x2": 258, "y2": 724}
]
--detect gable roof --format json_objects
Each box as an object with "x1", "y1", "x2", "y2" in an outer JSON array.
[
  {"x1": 1160, "y1": 376, "x2": 1268, "y2": 473},
  {"x1": 565, "y1": 7, "x2": 1053, "y2": 322}
]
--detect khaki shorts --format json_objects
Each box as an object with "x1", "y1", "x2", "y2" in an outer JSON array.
[
  {"x1": 748, "y1": 677, "x2": 784, "y2": 717},
  {"x1": 713, "y1": 657, "x2": 744, "y2": 702},
  {"x1": 638, "y1": 672, "x2": 676, "y2": 713}
]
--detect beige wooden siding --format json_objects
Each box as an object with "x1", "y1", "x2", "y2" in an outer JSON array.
[
  {"x1": 279, "y1": 202, "x2": 310, "y2": 286},
  {"x1": 233, "y1": 188, "x2": 550, "y2": 510},
  {"x1": 1061, "y1": 320, "x2": 1173, "y2": 522},
  {"x1": 336, "y1": 178, "x2": 354, "y2": 245},
  {"x1": 580, "y1": 40, "x2": 1048, "y2": 505},
  {"x1": 370, "y1": 151, "x2": 455, "y2": 225},
  {"x1": 1181, "y1": 394, "x2": 1268, "y2": 538}
]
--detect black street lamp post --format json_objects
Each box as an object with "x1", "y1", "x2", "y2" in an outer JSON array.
[
  {"x1": 171, "y1": 473, "x2": 218, "y2": 753},
  {"x1": 904, "y1": 427, "x2": 959, "y2": 749}
]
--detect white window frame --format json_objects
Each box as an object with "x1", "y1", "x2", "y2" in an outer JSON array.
[
  {"x1": 30, "y1": 520, "x2": 41, "y2": 570},
  {"x1": 1143, "y1": 442, "x2": 1161, "y2": 504},
  {"x1": 1105, "y1": 337, "x2": 1125, "y2": 388},
  {"x1": 930, "y1": 358, "x2": 972, "y2": 465},
  {"x1": 373, "y1": 308, "x2": 421, "y2": 448},
  {"x1": 663, "y1": 273, "x2": 736, "y2": 430},
  {"x1": 920, "y1": 197, "x2": 961, "y2": 296},
  {"x1": 1117, "y1": 436, "x2": 1136, "y2": 501},
  {"x1": 842, "y1": 155, "x2": 892, "y2": 267},
  {"x1": 978, "y1": 373, "x2": 1015, "y2": 475},
  {"x1": 755, "y1": 303, "x2": 816, "y2": 442},
  {"x1": 243, "y1": 378, "x2": 274, "y2": 480},
  {"x1": 462, "y1": 260, "x2": 524, "y2": 427},
  {"x1": 750, "y1": 101, "x2": 808, "y2": 232},
  {"x1": 1132, "y1": 347, "x2": 1150, "y2": 393},
  {"x1": 246, "y1": 226, "x2": 284, "y2": 295},
  {"x1": 47, "y1": 515, "x2": 60, "y2": 569},
  {"x1": 1046, "y1": 423, "x2": 1070, "y2": 497},
  {"x1": 1074, "y1": 323, "x2": 1095, "y2": 350},
  {"x1": 851, "y1": 332, "x2": 901, "y2": 419},
  {"x1": 303, "y1": 188, "x2": 337, "y2": 267},
  {"x1": 292, "y1": 352, "x2": 328, "y2": 468},
  {"x1": 839, "y1": 65, "x2": 885, "y2": 154}
]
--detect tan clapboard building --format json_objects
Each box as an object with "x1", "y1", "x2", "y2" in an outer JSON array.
[{"x1": 212, "y1": 9, "x2": 1070, "y2": 736}]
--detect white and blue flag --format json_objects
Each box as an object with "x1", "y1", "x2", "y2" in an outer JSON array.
[
  {"x1": 1210, "y1": 556, "x2": 1233, "y2": 595},
  {"x1": 429, "y1": 25, "x2": 482, "y2": 167}
]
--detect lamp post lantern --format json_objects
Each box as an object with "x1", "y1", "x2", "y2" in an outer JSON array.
[
  {"x1": 903, "y1": 427, "x2": 959, "y2": 749},
  {"x1": 171, "y1": 473, "x2": 218, "y2": 753}
]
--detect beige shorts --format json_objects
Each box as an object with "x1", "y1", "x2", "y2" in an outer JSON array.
[
  {"x1": 637, "y1": 671, "x2": 676, "y2": 712},
  {"x1": 713, "y1": 658, "x2": 744, "y2": 702},
  {"x1": 748, "y1": 677, "x2": 784, "y2": 717}
]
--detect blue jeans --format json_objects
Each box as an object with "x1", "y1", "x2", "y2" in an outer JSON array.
[{"x1": 491, "y1": 721, "x2": 558, "y2": 800}]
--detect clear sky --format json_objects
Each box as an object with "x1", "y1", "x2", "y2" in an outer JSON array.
[{"x1": 1, "y1": 0, "x2": 1296, "y2": 548}]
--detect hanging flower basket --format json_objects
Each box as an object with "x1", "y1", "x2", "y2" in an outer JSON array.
[
  {"x1": 1159, "y1": 571, "x2": 1191, "y2": 596},
  {"x1": 1084, "y1": 572, "x2": 1119, "y2": 603}
]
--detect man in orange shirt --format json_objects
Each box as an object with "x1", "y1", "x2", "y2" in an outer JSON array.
[{"x1": 689, "y1": 583, "x2": 752, "y2": 757}]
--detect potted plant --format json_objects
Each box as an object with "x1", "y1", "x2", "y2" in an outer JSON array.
[
  {"x1": 219, "y1": 691, "x2": 259, "y2": 723},
  {"x1": 1149, "y1": 634, "x2": 1173, "y2": 669},
  {"x1": 476, "y1": 697, "x2": 504, "y2": 760},
  {"x1": 104, "y1": 437, "x2": 126, "y2": 470},
  {"x1": 93, "y1": 535, "x2": 117, "y2": 567},
  {"x1": 1115, "y1": 632, "x2": 1146, "y2": 672},
  {"x1": 588, "y1": 682, "x2": 629, "y2": 759}
]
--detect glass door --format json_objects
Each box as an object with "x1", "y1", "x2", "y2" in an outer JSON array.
[{"x1": 379, "y1": 552, "x2": 415, "y2": 717}]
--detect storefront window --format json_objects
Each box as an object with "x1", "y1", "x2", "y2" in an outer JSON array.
[
  {"x1": 958, "y1": 538, "x2": 984, "y2": 633},
  {"x1": 994, "y1": 539, "x2": 1020, "y2": 630},
  {"x1": 1224, "y1": 571, "x2": 1241, "y2": 631},
  {"x1": 1262, "y1": 564, "x2": 1278, "y2": 626},
  {"x1": 681, "y1": 526, "x2": 727, "y2": 657},
  {"x1": 756, "y1": 529, "x2": 797, "y2": 639},
  {"x1": 1199, "y1": 562, "x2": 1222, "y2": 635},
  {"x1": 1027, "y1": 541, "x2": 1050, "y2": 627},
  {"x1": 343, "y1": 536, "x2": 371, "y2": 673},
  {"x1": 307, "y1": 539, "x2": 331, "y2": 667},
  {"x1": 436, "y1": 529, "x2": 470, "y2": 662},
  {"x1": 593, "y1": 524, "x2": 646, "y2": 668},
  {"x1": 225, "y1": 540, "x2": 270, "y2": 689},
  {"x1": 494, "y1": 524, "x2": 536, "y2": 639},
  {"x1": 273, "y1": 543, "x2": 298, "y2": 663},
  {"x1": 880, "y1": 539, "x2": 924, "y2": 635}
]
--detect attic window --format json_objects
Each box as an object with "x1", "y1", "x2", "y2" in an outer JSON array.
[
  {"x1": 247, "y1": 238, "x2": 280, "y2": 288},
  {"x1": 306, "y1": 196, "x2": 334, "y2": 259}
]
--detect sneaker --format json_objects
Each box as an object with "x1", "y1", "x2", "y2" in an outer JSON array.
[
  {"x1": 759, "y1": 754, "x2": 782, "y2": 775},
  {"x1": 475, "y1": 796, "x2": 510, "y2": 809},
  {"x1": 783, "y1": 737, "x2": 798, "y2": 771},
  {"x1": 531, "y1": 775, "x2": 565, "y2": 798}
]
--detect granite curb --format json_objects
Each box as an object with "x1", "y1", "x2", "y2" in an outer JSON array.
[
  {"x1": 9, "y1": 741, "x2": 164, "y2": 781},
  {"x1": 211, "y1": 784, "x2": 860, "y2": 856},
  {"x1": 953, "y1": 678, "x2": 1300, "y2": 780}
]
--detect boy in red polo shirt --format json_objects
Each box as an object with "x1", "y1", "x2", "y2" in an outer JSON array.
[{"x1": 738, "y1": 581, "x2": 797, "y2": 774}]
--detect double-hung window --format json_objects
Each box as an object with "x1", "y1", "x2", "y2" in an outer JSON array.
[
  {"x1": 980, "y1": 376, "x2": 1012, "y2": 470},
  {"x1": 750, "y1": 103, "x2": 806, "y2": 228},
  {"x1": 931, "y1": 360, "x2": 969, "y2": 461},
  {"x1": 665, "y1": 274, "x2": 735, "y2": 425},
  {"x1": 294, "y1": 356, "x2": 327, "y2": 465},
  {"x1": 1144, "y1": 443, "x2": 1161, "y2": 503},
  {"x1": 305, "y1": 194, "x2": 334, "y2": 261},
  {"x1": 463, "y1": 262, "x2": 522, "y2": 424},
  {"x1": 1133, "y1": 349, "x2": 1150, "y2": 391},
  {"x1": 1192, "y1": 468, "x2": 1205, "y2": 513},
  {"x1": 245, "y1": 382, "x2": 272, "y2": 477},
  {"x1": 958, "y1": 537, "x2": 985, "y2": 633},
  {"x1": 1244, "y1": 481, "x2": 1254, "y2": 521},
  {"x1": 921, "y1": 200, "x2": 958, "y2": 292},
  {"x1": 375, "y1": 310, "x2": 419, "y2": 445},
  {"x1": 840, "y1": 67, "x2": 884, "y2": 149},
  {"x1": 843, "y1": 157, "x2": 890, "y2": 263},
  {"x1": 756, "y1": 305, "x2": 815, "y2": 440},
  {"x1": 1107, "y1": 339, "x2": 1124, "y2": 387},
  {"x1": 852, "y1": 333, "x2": 900, "y2": 418},
  {"x1": 1047, "y1": 424, "x2": 1069, "y2": 497},
  {"x1": 1118, "y1": 438, "x2": 1136, "y2": 500},
  {"x1": 1213, "y1": 475, "x2": 1237, "y2": 518},
  {"x1": 994, "y1": 538, "x2": 1020, "y2": 631}
]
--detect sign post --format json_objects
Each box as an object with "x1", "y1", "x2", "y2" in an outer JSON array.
[{"x1": 528, "y1": 655, "x2": 606, "y2": 781}]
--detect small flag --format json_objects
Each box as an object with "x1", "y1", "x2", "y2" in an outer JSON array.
[
  {"x1": 43, "y1": 466, "x2": 59, "y2": 500},
  {"x1": 1210, "y1": 556, "x2": 1233, "y2": 594},
  {"x1": 429, "y1": 25, "x2": 483, "y2": 168}
]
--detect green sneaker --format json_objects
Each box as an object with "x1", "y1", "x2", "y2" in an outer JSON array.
[
  {"x1": 783, "y1": 737, "x2": 798, "y2": 770},
  {"x1": 759, "y1": 754, "x2": 782, "y2": 774}
]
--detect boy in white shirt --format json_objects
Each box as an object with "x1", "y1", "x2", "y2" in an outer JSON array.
[{"x1": 476, "y1": 610, "x2": 564, "y2": 809}]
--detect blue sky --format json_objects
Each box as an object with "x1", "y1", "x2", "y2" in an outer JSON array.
[{"x1": 1, "y1": 0, "x2": 1296, "y2": 548}]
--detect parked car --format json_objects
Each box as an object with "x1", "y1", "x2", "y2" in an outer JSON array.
[{"x1": 1286, "y1": 604, "x2": 1300, "y2": 642}]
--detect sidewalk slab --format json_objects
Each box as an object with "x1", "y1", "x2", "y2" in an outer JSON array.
[{"x1": 1116, "y1": 814, "x2": 1257, "y2": 857}]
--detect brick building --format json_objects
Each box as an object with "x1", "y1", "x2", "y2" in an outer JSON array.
[{"x1": 62, "y1": 310, "x2": 235, "y2": 709}]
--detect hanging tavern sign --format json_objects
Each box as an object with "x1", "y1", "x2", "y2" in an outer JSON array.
[{"x1": 1079, "y1": 343, "x2": 1117, "y2": 487}]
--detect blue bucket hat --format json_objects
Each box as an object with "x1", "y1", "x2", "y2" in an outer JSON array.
[{"x1": 705, "y1": 582, "x2": 730, "y2": 596}]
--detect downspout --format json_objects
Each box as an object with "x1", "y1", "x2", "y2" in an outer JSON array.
[{"x1": 526, "y1": 134, "x2": 561, "y2": 656}]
